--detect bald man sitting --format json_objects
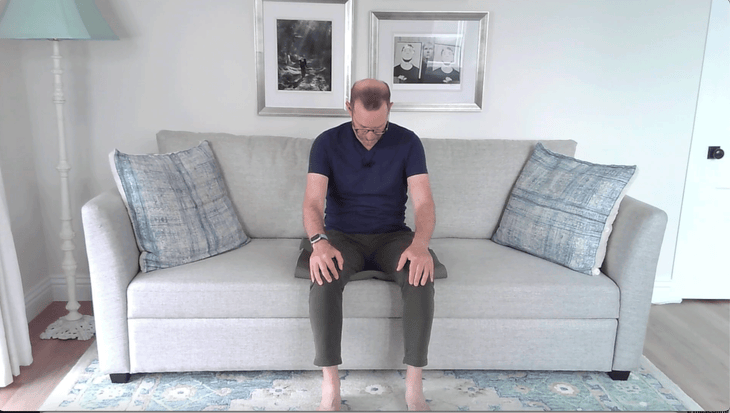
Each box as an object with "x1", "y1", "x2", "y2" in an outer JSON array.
[{"x1": 300, "y1": 78, "x2": 446, "y2": 410}]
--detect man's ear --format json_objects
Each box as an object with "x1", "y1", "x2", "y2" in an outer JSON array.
[
  {"x1": 346, "y1": 101, "x2": 353, "y2": 115},
  {"x1": 387, "y1": 101, "x2": 394, "y2": 111}
]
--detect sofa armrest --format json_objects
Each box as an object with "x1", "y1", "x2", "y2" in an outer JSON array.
[
  {"x1": 81, "y1": 190, "x2": 140, "y2": 375},
  {"x1": 601, "y1": 195, "x2": 668, "y2": 372}
]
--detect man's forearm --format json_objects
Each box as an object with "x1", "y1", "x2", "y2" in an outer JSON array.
[
  {"x1": 412, "y1": 202, "x2": 435, "y2": 248},
  {"x1": 303, "y1": 204, "x2": 326, "y2": 238}
]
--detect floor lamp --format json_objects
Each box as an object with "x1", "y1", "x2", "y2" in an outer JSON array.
[{"x1": 0, "y1": 0, "x2": 118, "y2": 340}]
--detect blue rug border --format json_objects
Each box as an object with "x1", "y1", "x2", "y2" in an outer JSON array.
[{"x1": 40, "y1": 340, "x2": 704, "y2": 411}]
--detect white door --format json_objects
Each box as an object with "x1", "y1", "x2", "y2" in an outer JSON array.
[{"x1": 672, "y1": 0, "x2": 730, "y2": 299}]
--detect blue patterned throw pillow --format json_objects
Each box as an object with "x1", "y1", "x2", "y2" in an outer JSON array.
[
  {"x1": 492, "y1": 143, "x2": 636, "y2": 275},
  {"x1": 110, "y1": 141, "x2": 250, "y2": 272}
]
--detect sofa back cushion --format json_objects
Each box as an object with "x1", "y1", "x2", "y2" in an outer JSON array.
[
  {"x1": 158, "y1": 131, "x2": 312, "y2": 239},
  {"x1": 406, "y1": 139, "x2": 577, "y2": 238},
  {"x1": 157, "y1": 131, "x2": 576, "y2": 239}
]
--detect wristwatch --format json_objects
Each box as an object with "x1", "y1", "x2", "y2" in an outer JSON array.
[{"x1": 309, "y1": 233, "x2": 329, "y2": 245}]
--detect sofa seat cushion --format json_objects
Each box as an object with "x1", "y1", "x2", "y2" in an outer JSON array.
[
  {"x1": 128, "y1": 239, "x2": 307, "y2": 319},
  {"x1": 127, "y1": 239, "x2": 619, "y2": 320},
  {"x1": 430, "y1": 239, "x2": 620, "y2": 319}
]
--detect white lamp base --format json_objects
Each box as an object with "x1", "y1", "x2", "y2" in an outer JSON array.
[{"x1": 40, "y1": 314, "x2": 95, "y2": 340}]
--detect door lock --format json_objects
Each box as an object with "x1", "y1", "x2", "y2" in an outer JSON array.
[{"x1": 708, "y1": 146, "x2": 725, "y2": 159}]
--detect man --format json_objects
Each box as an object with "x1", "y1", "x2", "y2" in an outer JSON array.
[
  {"x1": 393, "y1": 44, "x2": 420, "y2": 83},
  {"x1": 426, "y1": 46, "x2": 460, "y2": 84},
  {"x1": 418, "y1": 42, "x2": 435, "y2": 83},
  {"x1": 299, "y1": 57, "x2": 307, "y2": 77},
  {"x1": 301, "y1": 79, "x2": 441, "y2": 410}
]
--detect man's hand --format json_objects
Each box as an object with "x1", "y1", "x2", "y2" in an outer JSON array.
[
  {"x1": 396, "y1": 243, "x2": 434, "y2": 286},
  {"x1": 309, "y1": 241, "x2": 344, "y2": 285}
]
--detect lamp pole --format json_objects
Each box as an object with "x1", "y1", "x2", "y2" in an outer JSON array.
[
  {"x1": 52, "y1": 39, "x2": 83, "y2": 322},
  {"x1": 40, "y1": 39, "x2": 94, "y2": 340}
]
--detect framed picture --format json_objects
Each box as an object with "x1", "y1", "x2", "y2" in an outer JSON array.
[
  {"x1": 254, "y1": 0, "x2": 353, "y2": 116},
  {"x1": 370, "y1": 11, "x2": 489, "y2": 112}
]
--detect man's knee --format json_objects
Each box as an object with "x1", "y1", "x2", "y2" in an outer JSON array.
[
  {"x1": 309, "y1": 275, "x2": 345, "y2": 294},
  {"x1": 392, "y1": 261, "x2": 434, "y2": 289},
  {"x1": 402, "y1": 278, "x2": 434, "y2": 298}
]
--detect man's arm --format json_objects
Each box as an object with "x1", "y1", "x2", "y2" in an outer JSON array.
[
  {"x1": 397, "y1": 173, "x2": 436, "y2": 286},
  {"x1": 303, "y1": 173, "x2": 343, "y2": 285},
  {"x1": 408, "y1": 173, "x2": 436, "y2": 249},
  {"x1": 303, "y1": 173, "x2": 328, "y2": 239}
]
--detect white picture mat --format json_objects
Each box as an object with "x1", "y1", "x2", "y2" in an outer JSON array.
[
  {"x1": 263, "y1": 1, "x2": 345, "y2": 109},
  {"x1": 377, "y1": 20, "x2": 480, "y2": 102}
]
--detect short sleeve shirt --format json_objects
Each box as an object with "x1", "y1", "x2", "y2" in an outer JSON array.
[
  {"x1": 308, "y1": 121, "x2": 428, "y2": 234},
  {"x1": 394, "y1": 65, "x2": 420, "y2": 83}
]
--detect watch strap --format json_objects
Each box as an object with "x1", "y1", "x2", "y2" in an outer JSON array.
[{"x1": 309, "y1": 233, "x2": 328, "y2": 244}]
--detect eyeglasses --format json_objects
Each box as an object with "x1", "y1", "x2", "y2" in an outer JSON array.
[{"x1": 352, "y1": 122, "x2": 389, "y2": 136}]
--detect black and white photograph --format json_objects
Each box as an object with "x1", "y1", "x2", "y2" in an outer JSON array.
[
  {"x1": 255, "y1": 0, "x2": 352, "y2": 116},
  {"x1": 393, "y1": 41, "x2": 422, "y2": 83},
  {"x1": 427, "y1": 42, "x2": 462, "y2": 84},
  {"x1": 370, "y1": 11, "x2": 489, "y2": 111},
  {"x1": 393, "y1": 35, "x2": 463, "y2": 85},
  {"x1": 277, "y1": 19, "x2": 332, "y2": 91}
]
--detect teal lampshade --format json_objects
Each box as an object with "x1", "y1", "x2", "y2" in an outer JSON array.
[{"x1": 0, "y1": 0, "x2": 118, "y2": 40}]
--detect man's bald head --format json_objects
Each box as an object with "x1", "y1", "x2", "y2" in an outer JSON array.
[{"x1": 349, "y1": 79, "x2": 391, "y2": 111}]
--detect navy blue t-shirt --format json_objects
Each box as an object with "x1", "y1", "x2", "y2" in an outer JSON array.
[{"x1": 308, "y1": 121, "x2": 428, "y2": 234}]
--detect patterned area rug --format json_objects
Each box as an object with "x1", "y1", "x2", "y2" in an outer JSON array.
[{"x1": 40, "y1": 341, "x2": 702, "y2": 411}]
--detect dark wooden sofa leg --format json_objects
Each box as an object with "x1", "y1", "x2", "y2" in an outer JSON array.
[
  {"x1": 608, "y1": 370, "x2": 630, "y2": 381},
  {"x1": 110, "y1": 373, "x2": 131, "y2": 383}
]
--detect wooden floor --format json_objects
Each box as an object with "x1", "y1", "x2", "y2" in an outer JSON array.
[
  {"x1": 0, "y1": 301, "x2": 95, "y2": 412},
  {"x1": 643, "y1": 299, "x2": 729, "y2": 411},
  {"x1": 0, "y1": 300, "x2": 728, "y2": 411}
]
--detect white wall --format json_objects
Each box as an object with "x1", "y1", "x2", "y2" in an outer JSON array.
[{"x1": 0, "y1": 0, "x2": 712, "y2": 316}]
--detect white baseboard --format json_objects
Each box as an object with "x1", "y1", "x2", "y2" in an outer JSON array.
[
  {"x1": 651, "y1": 281, "x2": 683, "y2": 304},
  {"x1": 50, "y1": 273, "x2": 93, "y2": 302},
  {"x1": 24, "y1": 274, "x2": 93, "y2": 322},
  {"x1": 23, "y1": 277, "x2": 53, "y2": 322}
]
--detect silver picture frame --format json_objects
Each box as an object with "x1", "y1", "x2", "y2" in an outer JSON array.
[
  {"x1": 370, "y1": 11, "x2": 489, "y2": 112},
  {"x1": 254, "y1": 0, "x2": 353, "y2": 116}
]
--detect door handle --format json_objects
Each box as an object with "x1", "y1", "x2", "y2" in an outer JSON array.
[{"x1": 708, "y1": 146, "x2": 725, "y2": 159}]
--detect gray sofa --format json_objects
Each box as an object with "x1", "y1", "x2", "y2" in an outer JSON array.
[{"x1": 82, "y1": 130, "x2": 667, "y2": 384}]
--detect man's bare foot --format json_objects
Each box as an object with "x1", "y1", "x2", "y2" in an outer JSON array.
[
  {"x1": 317, "y1": 395, "x2": 341, "y2": 411},
  {"x1": 405, "y1": 365, "x2": 431, "y2": 411},
  {"x1": 405, "y1": 390, "x2": 430, "y2": 411},
  {"x1": 318, "y1": 366, "x2": 341, "y2": 411}
]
